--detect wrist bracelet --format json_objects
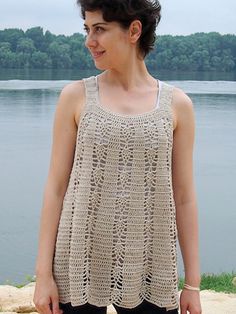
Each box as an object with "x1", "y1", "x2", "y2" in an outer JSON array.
[{"x1": 183, "y1": 283, "x2": 200, "y2": 291}]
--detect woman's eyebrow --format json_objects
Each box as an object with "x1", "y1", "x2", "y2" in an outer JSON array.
[{"x1": 84, "y1": 22, "x2": 109, "y2": 27}]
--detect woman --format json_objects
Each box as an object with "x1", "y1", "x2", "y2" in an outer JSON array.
[{"x1": 33, "y1": 1, "x2": 202, "y2": 313}]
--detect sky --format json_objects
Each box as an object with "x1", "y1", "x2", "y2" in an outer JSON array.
[{"x1": 0, "y1": 0, "x2": 235, "y2": 37}]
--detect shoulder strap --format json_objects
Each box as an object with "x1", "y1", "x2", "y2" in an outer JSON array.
[
  {"x1": 159, "y1": 82, "x2": 175, "y2": 133},
  {"x1": 72, "y1": 76, "x2": 97, "y2": 125},
  {"x1": 82, "y1": 75, "x2": 98, "y2": 107},
  {"x1": 159, "y1": 81, "x2": 174, "y2": 111}
]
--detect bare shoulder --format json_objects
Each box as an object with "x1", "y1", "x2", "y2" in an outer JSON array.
[
  {"x1": 59, "y1": 79, "x2": 86, "y2": 127},
  {"x1": 172, "y1": 86, "x2": 195, "y2": 131}
]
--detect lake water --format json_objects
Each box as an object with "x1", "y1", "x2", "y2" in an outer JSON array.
[{"x1": 0, "y1": 70, "x2": 236, "y2": 285}]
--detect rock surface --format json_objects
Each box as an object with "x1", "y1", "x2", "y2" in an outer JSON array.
[{"x1": 0, "y1": 283, "x2": 236, "y2": 314}]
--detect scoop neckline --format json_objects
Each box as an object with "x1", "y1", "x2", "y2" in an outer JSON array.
[{"x1": 94, "y1": 75, "x2": 163, "y2": 119}]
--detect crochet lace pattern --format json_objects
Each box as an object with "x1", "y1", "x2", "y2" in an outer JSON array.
[{"x1": 52, "y1": 76, "x2": 179, "y2": 311}]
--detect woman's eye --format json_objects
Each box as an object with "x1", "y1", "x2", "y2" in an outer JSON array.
[
  {"x1": 95, "y1": 27, "x2": 104, "y2": 33},
  {"x1": 83, "y1": 26, "x2": 104, "y2": 35}
]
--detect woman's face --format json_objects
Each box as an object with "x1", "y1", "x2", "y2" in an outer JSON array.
[{"x1": 84, "y1": 10, "x2": 138, "y2": 70}]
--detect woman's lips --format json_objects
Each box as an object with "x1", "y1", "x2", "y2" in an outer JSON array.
[{"x1": 92, "y1": 51, "x2": 105, "y2": 59}]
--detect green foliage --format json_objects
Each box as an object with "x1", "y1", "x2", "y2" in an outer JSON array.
[
  {"x1": 0, "y1": 27, "x2": 235, "y2": 71},
  {"x1": 25, "y1": 26, "x2": 47, "y2": 51}
]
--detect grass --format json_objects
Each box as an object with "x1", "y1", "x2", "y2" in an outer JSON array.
[
  {"x1": 178, "y1": 271, "x2": 236, "y2": 294},
  {"x1": 1, "y1": 272, "x2": 236, "y2": 293},
  {"x1": 2, "y1": 274, "x2": 36, "y2": 288}
]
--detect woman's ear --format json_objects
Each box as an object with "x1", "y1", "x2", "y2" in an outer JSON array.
[{"x1": 129, "y1": 20, "x2": 142, "y2": 43}]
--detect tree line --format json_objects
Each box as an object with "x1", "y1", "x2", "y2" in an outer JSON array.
[{"x1": 0, "y1": 27, "x2": 235, "y2": 71}]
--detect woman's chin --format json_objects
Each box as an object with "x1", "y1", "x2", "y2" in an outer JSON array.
[{"x1": 94, "y1": 63, "x2": 109, "y2": 71}]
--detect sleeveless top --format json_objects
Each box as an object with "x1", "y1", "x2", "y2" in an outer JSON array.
[{"x1": 52, "y1": 75, "x2": 179, "y2": 312}]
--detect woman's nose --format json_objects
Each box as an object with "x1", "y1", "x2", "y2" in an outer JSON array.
[{"x1": 85, "y1": 33, "x2": 97, "y2": 49}]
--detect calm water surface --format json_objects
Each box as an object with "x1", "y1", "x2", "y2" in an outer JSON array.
[{"x1": 0, "y1": 72, "x2": 235, "y2": 284}]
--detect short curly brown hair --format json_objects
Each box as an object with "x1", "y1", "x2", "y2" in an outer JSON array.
[{"x1": 77, "y1": 0, "x2": 161, "y2": 59}]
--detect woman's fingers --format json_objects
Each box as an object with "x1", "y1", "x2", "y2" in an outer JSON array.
[
  {"x1": 34, "y1": 298, "x2": 53, "y2": 314},
  {"x1": 52, "y1": 297, "x2": 63, "y2": 314}
]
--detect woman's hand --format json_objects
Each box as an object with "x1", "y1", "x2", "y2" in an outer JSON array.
[
  {"x1": 33, "y1": 275, "x2": 63, "y2": 314},
  {"x1": 180, "y1": 289, "x2": 202, "y2": 314}
]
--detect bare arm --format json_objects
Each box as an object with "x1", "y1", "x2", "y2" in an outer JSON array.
[
  {"x1": 35, "y1": 81, "x2": 84, "y2": 278},
  {"x1": 172, "y1": 88, "x2": 201, "y2": 287}
]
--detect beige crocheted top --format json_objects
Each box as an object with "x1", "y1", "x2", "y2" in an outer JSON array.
[{"x1": 52, "y1": 75, "x2": 179, "y2": 311}]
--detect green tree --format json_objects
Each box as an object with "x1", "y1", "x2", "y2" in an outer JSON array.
[
  {"x1": 0, "y1": 42, "x2": 15, "y2": 67},
  {"x1": 48, "y1": 42, "x2": 72, "y2": 68},
  {"x1": 31, "y1": 51, "x2": 52, "y2": 68},
  {"x1": 16, "y1": 38, "x2": 36, "y2": 54},
  {"x1": 15, "y1": 38, "x2": 35, "y2": 68},
  {"x1": 44, "y1": 30, "x2": 56, "y2": 47},
  {"x1": 25, "y1": 27, "x2": 47, "y2": 51},
  {"x1": 0, "y1": 28, "x2": 25, "y2": 51},
  {"x1": 211, "y1": 56, "x2": 221, "y2": 70},
  {"x1": 221, "y1": 49, "x2": 235, "y2": 71}
]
